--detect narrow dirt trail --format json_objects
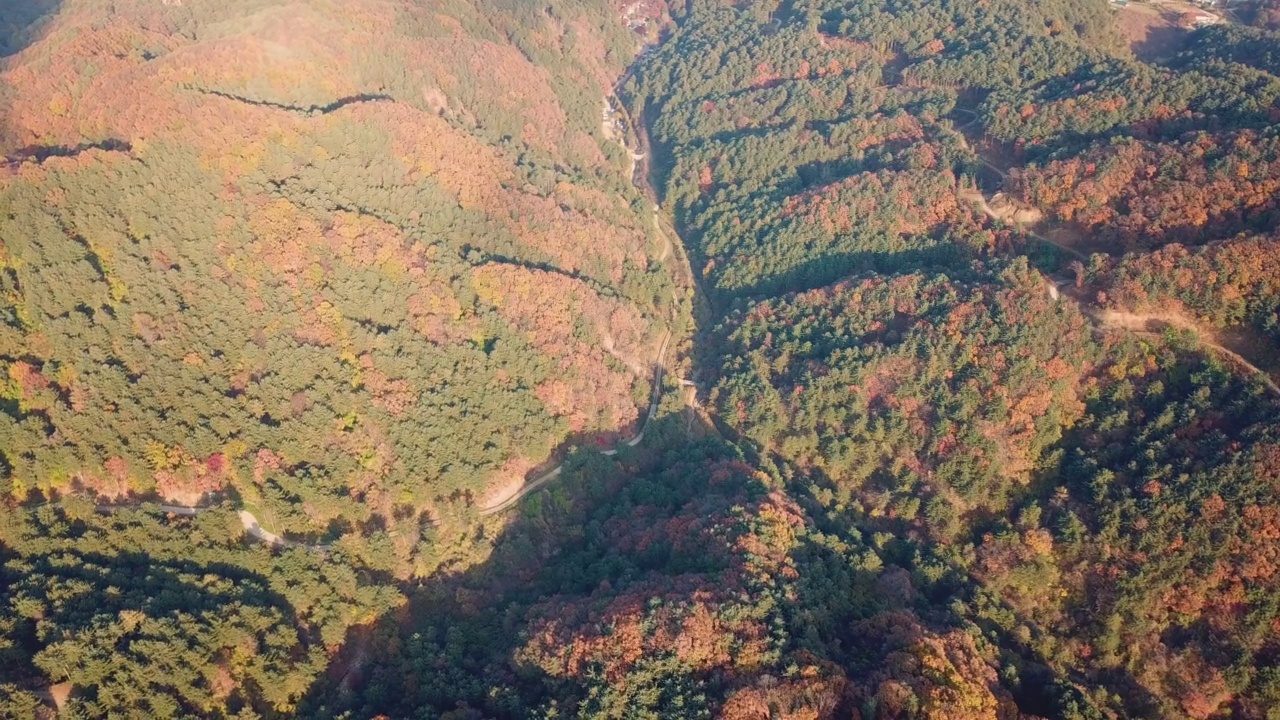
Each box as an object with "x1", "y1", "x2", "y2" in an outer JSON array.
[
  {"x1": 93, "y1": 284, "x2": 677, "y2": 543},
  {"x1": 952, "y1": 126, "x2": 1094, "y2": 264},
  {"x1": 956, "y1": 145, "x2": 1280, "y2": 398},
  {"x1": 1092, "y1": 308, "x2": 1280, "y2": 397},
  {"x1": 475, "y1": 90, "x2": 693, "y2": 517},
  {"x1": 237, "y1": 510, "x2": 330, "y2": 550},
  {"x1": 84, "y1": 84, "x2": 693, "y2": 545},
  {"x1": 478, "y1": 320, "x2": 673, "y2": 516},
  {"x1": 654, "y1": 205, "x2": 672, "y2": 262},
  {"x1": 93, "y1": 503, "x2": 329, "y2": 550},
  {"x1": 959, "y1": 189, "x2": 1090, "y2": 263},
  {"x1": 952, "y1": 134, "x2": 1279, "y2": 396},
  {"x1": 1046, "y1": 274, "x2": 1280, "y2": 397},
  {"x1": 1022, "y1": 227, "x2": 1090, "y2": 264}
]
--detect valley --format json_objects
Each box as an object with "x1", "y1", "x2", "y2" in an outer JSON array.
[{"x1": 3, "y1": 0, "x2": 1280, "y2": 718}]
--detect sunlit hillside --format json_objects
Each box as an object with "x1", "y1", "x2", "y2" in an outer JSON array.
[
  {"x1": 4, "y1": 0, "x2": 1280, "y2": 717},
  {"x1": 0, "y1": 0, "x2": 674, "y2": 565}
]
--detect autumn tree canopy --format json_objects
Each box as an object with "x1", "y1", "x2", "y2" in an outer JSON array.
[{"x1": 4, "y1": 0, "x2": 1280, "y2": 717}]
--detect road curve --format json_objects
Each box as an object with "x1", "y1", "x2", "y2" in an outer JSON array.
[
  {"x1": 472, "y1": 91, "x2": 689, "y2": 517},
  {"x1": 93, "y1": 503, "x2": 328, "y2": 551},
  {"x1": 237, "y1": 510, "x2": 330, "y2": 550},
  {"x1": 93, "y1": 313, "x2": 672, "y2": 540},
  {"x1": 1091, "y1": 308, "x2": 1280, "y2": 398},
  {"x1": 479, "y1": 317, "x2": 673, "y2": 516}
]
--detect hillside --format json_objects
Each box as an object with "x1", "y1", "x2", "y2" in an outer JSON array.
[
  {"x1": 623, "y1": 0, "x2": 1280, "y2": 716},
  {"x1": 0, "y1": 0, "x2": 678, "y2": 714},
  {"x1": 0, "y1": 0, "x2": 674, "y2": 558},
  {"x1": 5, "y1": 0, "x2": 1280, "y2": 718}
]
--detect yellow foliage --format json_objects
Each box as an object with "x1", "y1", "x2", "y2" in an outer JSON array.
[
  {"x1": 145, "y1": 440, "x2": 174, "y2": 471},
  {"x1": 47, "y1": 96, "x2": 69, "y2": 117},
  {"x1": 108, "y1": 277, "x2": 128, "y2": 302}
]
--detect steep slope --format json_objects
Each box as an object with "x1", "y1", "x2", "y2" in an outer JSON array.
[
  {"x1": 0, "y1": 0, "x2": 677, "y2": 714},
  {"x1": 622, "y1": 0, "x2": 1280, "y2": 716},
  {"x1": 6, "y1": 0, "x2": 1280, "y2": 718},
  {"x1": 304, "y1": 430, "x2": 1035, "y2": 720},
  {"x1": 0, "y1": 0, "x2": 674, "y2": 572}
]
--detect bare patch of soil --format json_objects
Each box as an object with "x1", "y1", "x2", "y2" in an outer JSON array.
[
  {"x1": 1096, "y1": 308, "x2": 1280, "y2": 395},
  {"x1": 479, "y1": 457, "x2": 537, "y2": 510},
  {"x1": 1115, "y1": 4, "x2": 1191, "y2": 62}
]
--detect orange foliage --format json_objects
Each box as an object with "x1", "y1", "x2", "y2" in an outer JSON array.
[
  {"x1": 1095, "y1": 233, "x2": 1280, "y2": 332},
  {"x1": 850, "y1": 613, "x2": 1022, "y2": 720},
  {"x1": 720, "y1": 657, "x2": 849, "y2": 720},
  {"x1": 516, "y1": 478, "x2": 807, "y2": 692},
  {"x1": 472, "y1": 264, "x2": 655, "y2": 432},
  {"x1": 784, "y1": 167, "x2": 956, "y2": 236},
  {"x1": 1011, "y1": 132, "x2": 1280, "y2": 250}
]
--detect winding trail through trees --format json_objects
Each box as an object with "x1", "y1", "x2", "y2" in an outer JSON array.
[
  {"x1": 93, "y1": 502, "x2": 330, "y2": 550},
  {"x1": 1038, "y1": 267, "x2": 1280, "y2": 397},
  {"x1": 1091, "y1": 308, "x2": 1280, "y2": 397},
  {"x1": 479, "y1": 84, "x2": 697, "y2": 517},
  {"x1": 94, "y1": 231, "x2": 679, "y2": 547},
  {"x1": 957, "y1": 165, "x2": 1280, "y2": 396},
  {"x1": 958, "y1": 188, "x2": 1090, "y2": 263},
  {"x1": 479, "y1": 321, "x2": 673, "y2": 516}
]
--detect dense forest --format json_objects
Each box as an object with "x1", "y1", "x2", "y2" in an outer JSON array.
[
  {"x1": 0, "y1": 0, "x2": 676, "y2": 575},
  {"x1": 5, "y1": 0, "x2": 1280, "y2": 717},
  {"x1": 0, "y1": 0, "x2": 675, "y2": 713}
]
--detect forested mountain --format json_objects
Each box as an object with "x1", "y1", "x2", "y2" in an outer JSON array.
[
  {"x1": 0, "y1": 0, "x2": 674, "y2": 563},
  {"x1": 5, "y1": 0, "x2": 1280, "y2": 717},
  {"x1": 614, "y1": 0, "x2": 1280, "y2": 715},
  {"x1": 0, "y1": 0, "x2": 675, "y2": 714}
]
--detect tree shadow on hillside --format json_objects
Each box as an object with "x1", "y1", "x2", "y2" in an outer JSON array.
[
  {"x1": 709, "y1": 244, "x2": 968, "y2": 311},
  {"x1": 0, "y1": 0, "x2": 62, "y2": 156},
  {"x1": 0, "y1": 545, "x2": 303, "y2": 717},
  {"x1": 1129, "y1": 12, "x2": 1191, "y2": 65},
  {"x1": 5, "y1": 139, "x2": 132, "y2": 163},
  {"x1": 778, "y1": 452, "x2": 1160, "y2": 717},
  {"x1": 0, "y1": 0, "x2": 60, "y2": 59},
  {"x1": 297, "y1": 412, "x2": 752, "y2": 718}
]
